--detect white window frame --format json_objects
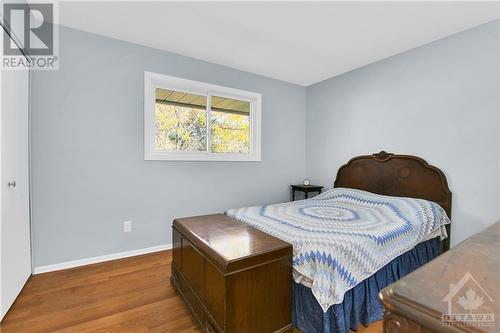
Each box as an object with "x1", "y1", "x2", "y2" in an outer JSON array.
[{"x1": 144, "y1": 72, "x2": 262, "y2": 161}]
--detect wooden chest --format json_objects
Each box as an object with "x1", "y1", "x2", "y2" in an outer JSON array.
[{"x1": 171, "y1": 214, "x2": 293, "y2": 333}]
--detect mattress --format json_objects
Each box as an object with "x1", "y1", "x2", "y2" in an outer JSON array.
[{"x1": 225, "y1": 187, "x2": 449, "y2": 312}]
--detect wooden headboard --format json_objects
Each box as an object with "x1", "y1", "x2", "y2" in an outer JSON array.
[{"x1": 334, "y1": 151, "x2": 452, "y2": 249}]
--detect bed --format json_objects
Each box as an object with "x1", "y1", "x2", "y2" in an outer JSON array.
[{"x1": 226, "y1": 151, "x2": 452, "y2": 333}]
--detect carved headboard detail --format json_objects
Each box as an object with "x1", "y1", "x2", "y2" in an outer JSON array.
[{"x1": 334, "y1": 151, "x2": 452, "y2": 249}]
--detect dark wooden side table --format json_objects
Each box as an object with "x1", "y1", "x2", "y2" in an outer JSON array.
[{"x1": 290, "y1": 185, "x2": 324, "y2": 201}]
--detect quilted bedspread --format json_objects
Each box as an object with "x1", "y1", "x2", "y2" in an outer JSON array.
[{"x1": 225, "y1": 187, "x2": 450, "y2": 312}]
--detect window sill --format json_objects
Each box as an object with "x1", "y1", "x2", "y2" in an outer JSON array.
[{"x1": 144, "y1": 151, "x2": 261, "y2": 162}]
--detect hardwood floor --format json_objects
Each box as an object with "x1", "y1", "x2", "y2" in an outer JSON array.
[{"x1": 0, "y1": 251, "x2": 382, "y2": 333}]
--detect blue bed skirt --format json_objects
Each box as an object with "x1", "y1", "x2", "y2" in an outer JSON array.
[{"x1": 292, "y1": 237, "x2": 442, "y2": 333}]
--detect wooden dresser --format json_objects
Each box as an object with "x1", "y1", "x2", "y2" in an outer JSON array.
[
  {"x1": 171, "y1": 214, "x2": 293, "y2": 333},
  {"x1": 380, "y1": 221, "x2": 499, "y2": 333}
]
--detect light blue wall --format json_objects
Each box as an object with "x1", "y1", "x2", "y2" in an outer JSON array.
[
  {"x1": 30, "y1": 26, "x2": 307, "y2": 267},
  {"x1": 306, "y1": 20, "x2": 500, "y2": 246},
  {"x1": 32, "y1": 20, "x2": 500, "y2": 266}
]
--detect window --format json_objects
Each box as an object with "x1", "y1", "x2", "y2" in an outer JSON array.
[{"x1": 144, "y1": 72, "x2": 261, "y2": 161}]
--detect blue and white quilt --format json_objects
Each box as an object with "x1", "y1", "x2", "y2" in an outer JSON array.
[{"x1": 225, "y1": 187, "x2": 450, "y2": 312}]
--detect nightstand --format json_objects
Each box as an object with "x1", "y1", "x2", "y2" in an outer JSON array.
[{"x1": 290, "y1": 184, "x2": 324, "y2": 201}]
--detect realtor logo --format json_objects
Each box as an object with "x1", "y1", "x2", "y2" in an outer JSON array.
[
  {"x1": 442, "y1": 272, "x2": 495, "y2": 328},
  {"x1": 2, "y1": 2, "x2": 58, "y2": 69},
  {"x1": 3, "y1": 3, "x2": 53, "y2": 55}
]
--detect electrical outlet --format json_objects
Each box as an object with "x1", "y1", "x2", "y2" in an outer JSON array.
[{"x1": 123, "y1": 220, "x2": 132, "y2": 233}]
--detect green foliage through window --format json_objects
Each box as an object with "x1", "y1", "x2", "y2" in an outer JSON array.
[
  {"x1": 154, "y1": 88, "x2": 251, "y2": 154},
  {"x1": 211, "y1": 111, "x2": 249, "y2": 154},
  {"x1": 155, "y1": 103, "x2": 207, "y2": 151}
]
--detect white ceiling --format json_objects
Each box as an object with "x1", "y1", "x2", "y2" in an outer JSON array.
[{"x1": 58, "y1": 1, "x2": 500, "y2": 86}]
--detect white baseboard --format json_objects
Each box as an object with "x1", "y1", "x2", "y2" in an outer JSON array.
[{"x1": 33, "y1": 243, "x2": 172, "y2": 274}]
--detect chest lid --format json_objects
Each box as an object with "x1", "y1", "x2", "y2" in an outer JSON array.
[{"x1": 173, "y1": 214, "x2": 292, "y2": 274}]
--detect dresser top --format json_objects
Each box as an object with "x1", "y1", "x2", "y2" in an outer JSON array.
[
  {"x1": 173, "y1": 214, "x2": 292, "y2": 273},
  {"x1": 380, "y1": 221, "x2": 499, "y2": 333}
]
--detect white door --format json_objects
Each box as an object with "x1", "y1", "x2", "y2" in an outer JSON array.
[{"x1": 0, "y1": 29, "x2": 31, "y2": 320}]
